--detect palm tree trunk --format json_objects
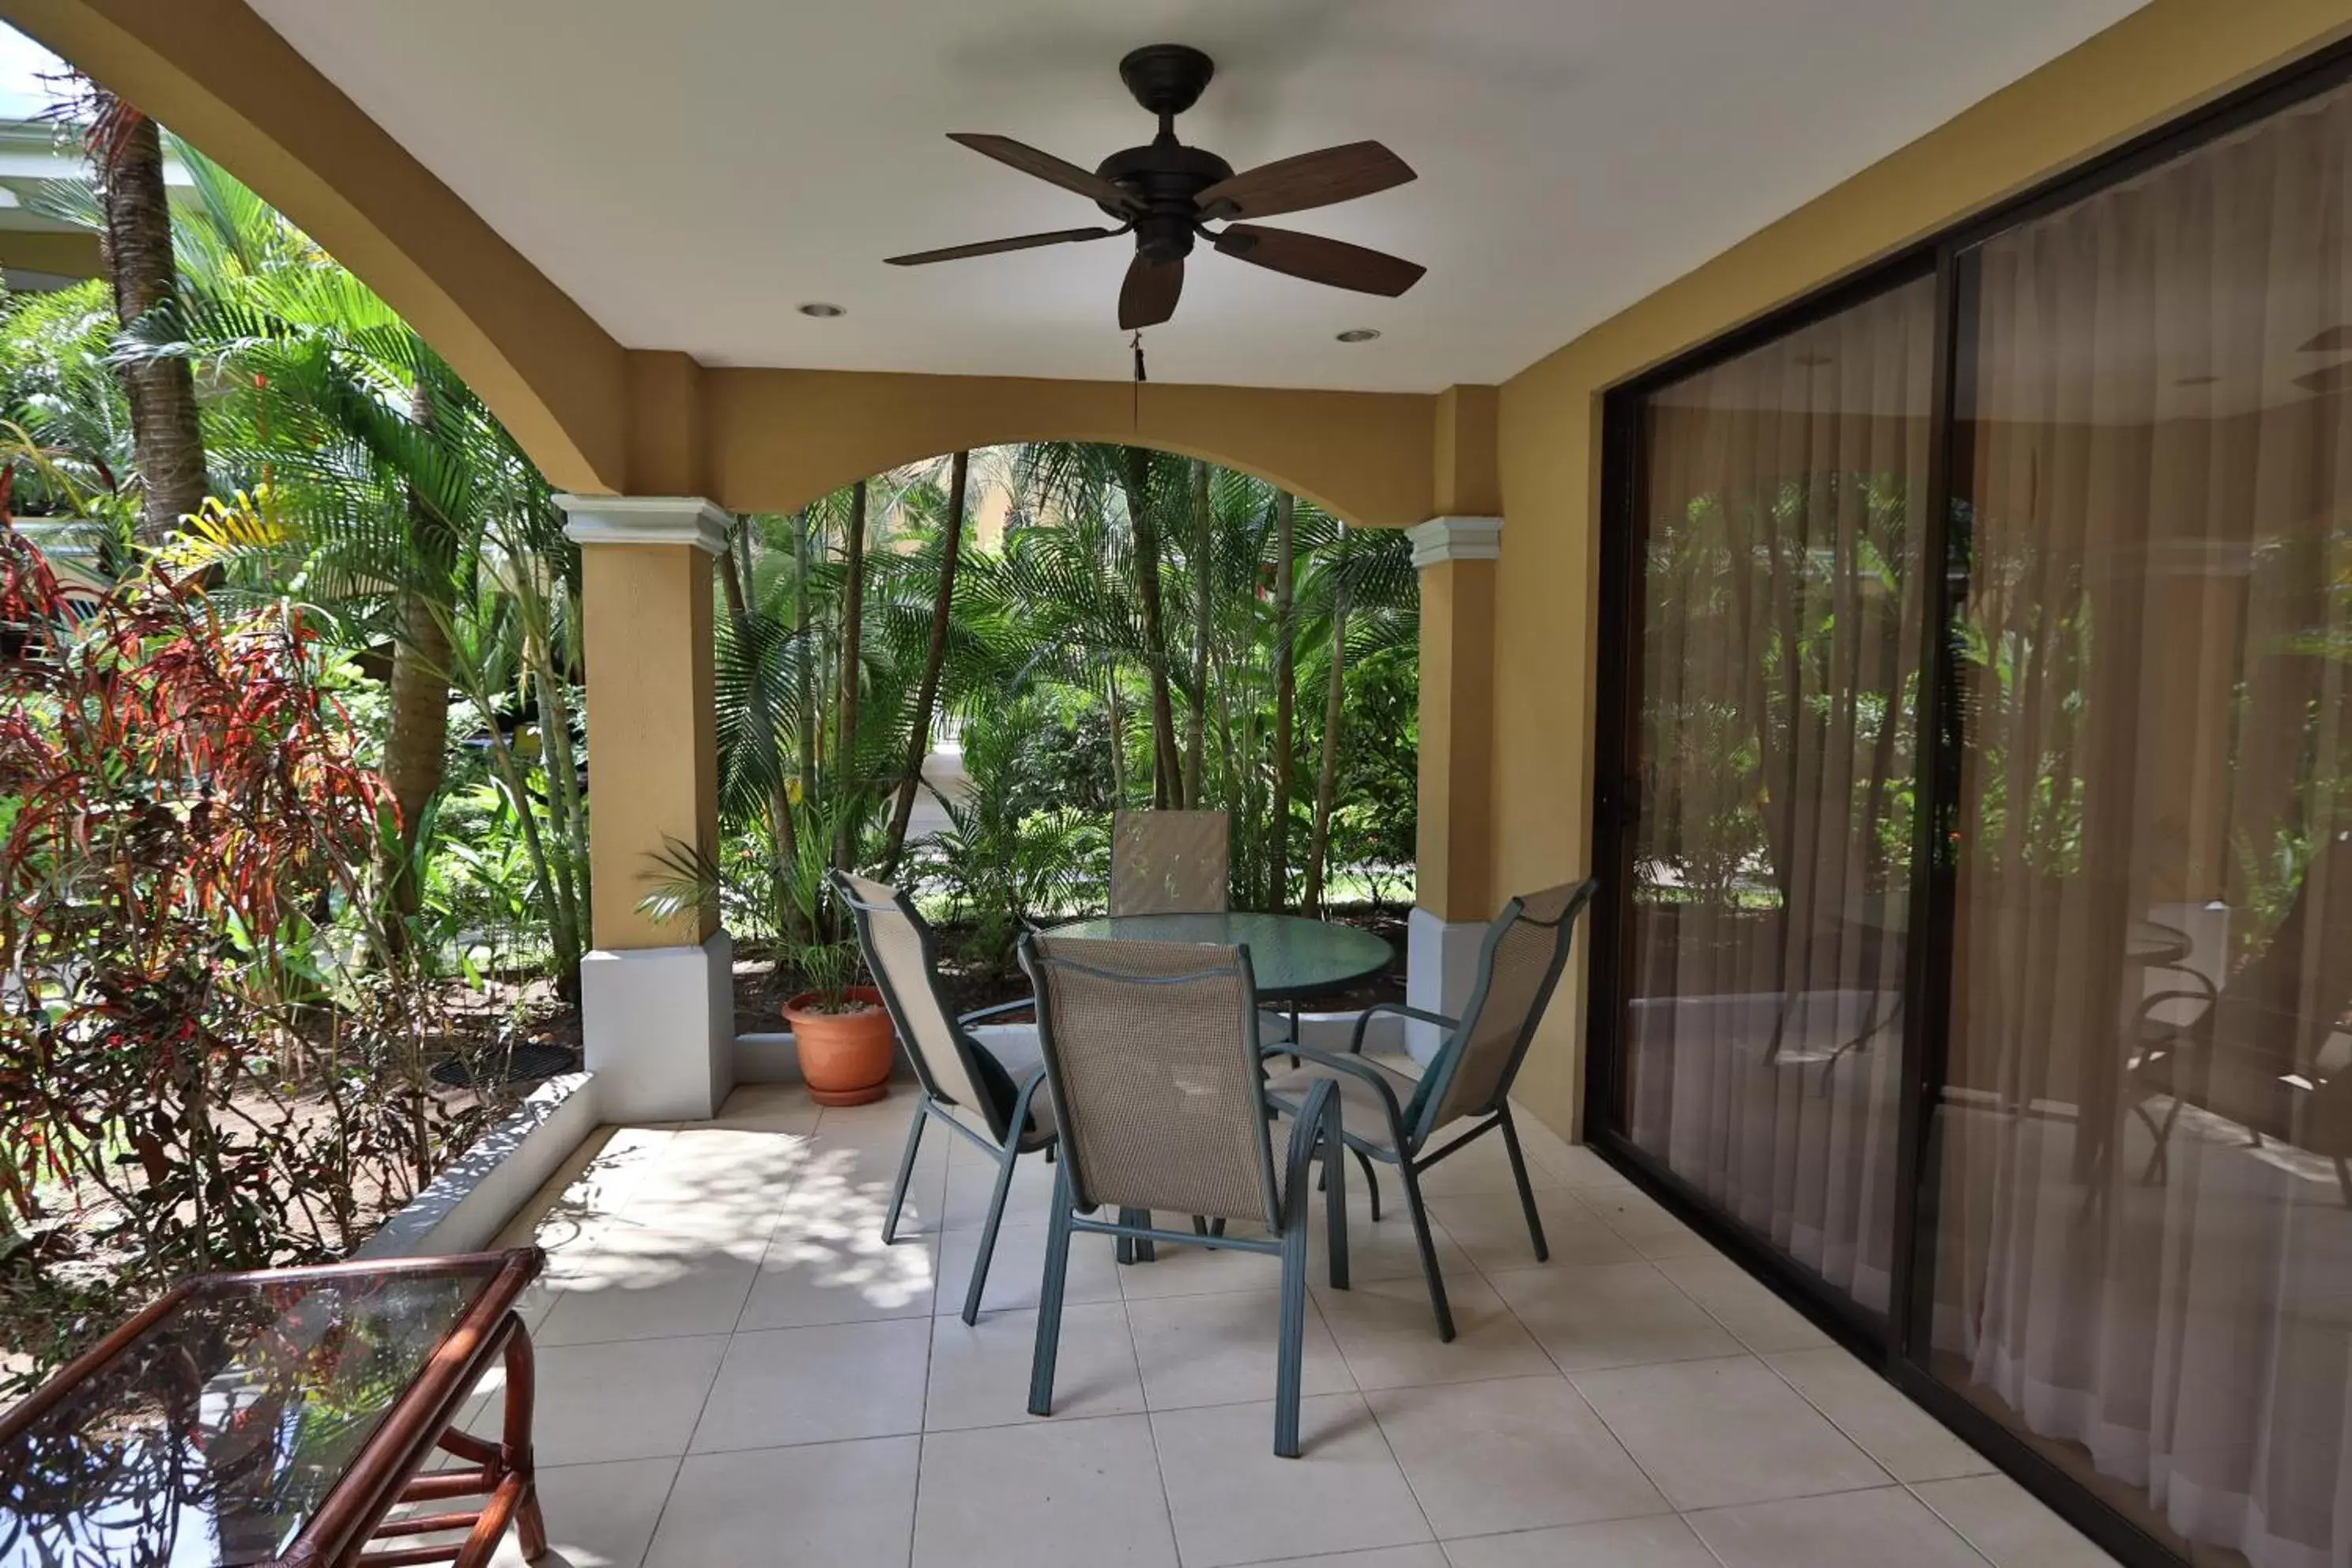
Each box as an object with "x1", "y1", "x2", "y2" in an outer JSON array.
[
  {"x1": 834, "y1": 481, "x2": 868, "y2": 870},
  {"x1": 528, "y1": 624, "x2": 589, "y2": 974},
  {"x1": 1268, "y1": 491, "x2": 1296, "y2": 909},
  {"x1": 1302, "y1": 586, "x2": 1351, "y2": 915},
  {"x1": 378, "y1": 379, "x2": 450, "y2": 955},
  {"x1": 1120, "y1": 448, "x2": 1182, "y2": 806},
  {"x1": 1105, "y1": 668, "x2": 1129, "y2": 805},
  {"x1": 91, "y1": 98, "x2": 206, "y2": 545},
  {"x1": 380, "y1": 590, "x2": 450, "y2": 947},
  {"x1": 1184, "y1": 459, "x2": 1212, "y2": 808},
  {"x1": 885, "y1": 451, "x2": 968, "y2": 876},
  {"x1": 794, "y1": 507, "x2": 816, "y2": 812},
  {"x1": 721, "y1": 519, "x2": 804, "y2": 938}
]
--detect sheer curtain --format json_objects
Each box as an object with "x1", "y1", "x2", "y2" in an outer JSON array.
[
  {"x1": 1624, "y1": 277, "x2": 1934, "y2": 1316},
  {"x1": 1932, "y1": 76, "x2": 2352, "y2": 1568}
]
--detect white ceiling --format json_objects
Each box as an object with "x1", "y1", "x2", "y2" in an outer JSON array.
[{"x1": 243, "y1": 0, "x2": 2145, "y2": 393}]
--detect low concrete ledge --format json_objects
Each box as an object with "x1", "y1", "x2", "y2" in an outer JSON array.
[{"x1": 354, "y1": 1070, "x2": 600, "y2": 1258}]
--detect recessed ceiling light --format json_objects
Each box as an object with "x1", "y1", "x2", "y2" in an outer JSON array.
[
  {"x1": 798, "y1": 302, "x2": 846, "y2": 318},
  {"x1": 1335, "y1": 327, "x2": 1381, "y2": 344}
]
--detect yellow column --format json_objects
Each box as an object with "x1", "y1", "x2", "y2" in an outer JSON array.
[
  {"x1": 1404, "y1": 514, "x2": 1502, "y2": 1056},
  {"x1": 557, "y1": 495, "x2": 733, "y2": 1121}
]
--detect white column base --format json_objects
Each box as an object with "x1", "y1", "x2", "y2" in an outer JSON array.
[
  {"x1": 579, "y1": 929, "x2": 736, "y2": 1123},
  {"x1": 1406, "y1": 906, "x2": 1487, "y2": 1064}
]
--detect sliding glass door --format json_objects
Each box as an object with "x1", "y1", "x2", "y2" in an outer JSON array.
[
  {"x1": 1605, "y1": 276, "x2": 1935, "y2": 1328},
  {"x1": 1924, "y1": 74, "x2": 2352, "y2": 1568},
  {"x1": 1594, "y1": 50, "x2": 2352, "y2": 1568}
]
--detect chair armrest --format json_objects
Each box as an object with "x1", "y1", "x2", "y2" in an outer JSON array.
[
  {"x1": 1261, "y1": 1044, "x2": 1412, "y2": 1128},
  {"x1": 959, "y1": 997, "x2": 1035, "y2": 1026},
  {"x1": 1280, "y1": 1078, "x2": 1343, "y2": 1217},
  {"x1": 1347, "y1": 1000, "x2": 1457, "y2": 1054}
]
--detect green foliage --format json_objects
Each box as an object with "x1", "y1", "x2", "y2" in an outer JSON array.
[{"x1": 913, "y1": 699, "x2": 1108, "y2": 976}]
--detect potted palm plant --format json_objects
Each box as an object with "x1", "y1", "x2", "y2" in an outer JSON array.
[
  {"x1": 642, "y1": 831, "x2": 898, "y2": 1106},
  {"x1": 776, "y1": 935, "x2": 893, "y2": 1106}
]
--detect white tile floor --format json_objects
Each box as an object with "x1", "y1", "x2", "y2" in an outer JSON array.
[{"x1": 448, "y1": 1081, "x2": 2121, "y2": 1568}]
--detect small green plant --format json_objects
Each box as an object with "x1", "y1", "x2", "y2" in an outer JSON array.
[
  {"x1": 639, "y1": 831, "x2": 874, "y2": 1011},
  {"x1": 785, "y1": 939, "x2": 867, "y2": 1013}
]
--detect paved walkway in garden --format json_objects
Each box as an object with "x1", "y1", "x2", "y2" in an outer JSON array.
[{"x1": 441, "y1": 1082, "x2": 2120, "y2": 1568}]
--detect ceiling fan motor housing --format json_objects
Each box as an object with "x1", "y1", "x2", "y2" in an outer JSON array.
[
  {"x1": 1100, "y1": 45, "x2": 1231, "y2": 263},
  {"x1": 1098, "y1": 141, "x2": 1234, "y2": 262}
]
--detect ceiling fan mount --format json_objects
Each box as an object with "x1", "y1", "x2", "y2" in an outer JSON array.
[
  {"x1": 885, "y1": 44, "x2": 1426, "y2": 330},
  {"x1": 1118, "y1": 43, "x2": 1216, "y2": 119}
]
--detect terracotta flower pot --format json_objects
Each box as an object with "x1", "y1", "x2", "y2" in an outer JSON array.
[{"x1": 784, "y1": 986, "x2": 895, "y2": 1106}]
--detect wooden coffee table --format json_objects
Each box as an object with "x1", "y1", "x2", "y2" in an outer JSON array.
[{"x1": 0, "y1": 1248, "x2": 548, "y2": 1567}]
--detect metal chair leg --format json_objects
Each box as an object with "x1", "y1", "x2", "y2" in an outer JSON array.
[
  {"x1": 1027, "y1": 1160, "x2": 1076, "y2": 1417},
  {"x1": 1323, "y1": 1113, "x2": 1350, "y2": 1292},
  {"x1": 1398, "y1": 1159, "x2": 1456, "y2": 1341},
  {"x1": 1497, "y1": 1106, "x2": 1548, "y2": 1263},
  {"x1": 1274, "y1": 1185, "x2": 1310, "y2": 1457},
  {"x1": 881, "y1": 1102, "x2": 928, "y2": 1245},
  {"x1": 1351, "y1": 1147, "x2": 1381, "y2": 1222},
  {"x1": 962, "y1": 1144, "x2": 1023, "y2": 1325}
]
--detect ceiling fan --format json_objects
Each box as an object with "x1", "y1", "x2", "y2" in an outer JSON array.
[{"x1": 884, "y1": 43, "x2": 1425, "y2": 331}]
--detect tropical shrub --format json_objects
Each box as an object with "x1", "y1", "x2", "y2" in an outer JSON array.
[{"x1": 0, "y1": 530, "x2": 504, "y2": 1387}]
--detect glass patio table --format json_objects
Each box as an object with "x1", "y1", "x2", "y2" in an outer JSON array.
[
  {"x1": 1046, "y1": 910, "x2": 1393, "y2": 1004},
  {"x1": 0, "y1": 1249, "x2": 546, "y2": 1568}
]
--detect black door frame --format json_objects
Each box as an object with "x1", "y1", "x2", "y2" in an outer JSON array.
[{"x1": 1581, "y1": 35, "x2": 2352, "y2": 1568}]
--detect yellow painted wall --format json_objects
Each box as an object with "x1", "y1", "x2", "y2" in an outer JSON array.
[
  {"x1": 1490, "y1": 0, "x2": 2352, "y2": 1141},
  {"x1": 703, "y1": 368, "x2": 1437, "y2": 529}
]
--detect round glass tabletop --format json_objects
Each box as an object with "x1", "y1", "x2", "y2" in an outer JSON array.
[{"x1": 1045, "y1": 911, "x2": 1394, "y2": 1002}]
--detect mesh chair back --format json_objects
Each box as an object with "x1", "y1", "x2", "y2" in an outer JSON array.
[
  {"x1": 1412, "y1": 880, "x2": 1599, "y2": 1137},
  {"x1": 1021, "y1": 935, "x2": 1279, "y2": 1227},
  {"x1": 1110, "y1": 810, "x2": 1231, "y2": 915},
  {"x1": 835, "y1": 872, "x2": 1004, "y2": 1140}
]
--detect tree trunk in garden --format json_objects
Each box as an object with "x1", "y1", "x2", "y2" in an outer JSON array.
[
  {"x1": 794, "y1": 507, "x2": 816, "y2": 812},
  {"x1": 91, "y1": 97, "x2": 206, "y2": 545},
  {"x1": 1302, "y1": 585, "x2": 1351, "y2": 915},
  {"x1": 1105, "y1": 668, "x2": 1129, "y2": 805},
  {"x1": 377, "y1": 379, "x2": 450, "y2": 955},
  {"x1": 1121, "y1": 447, "x2": 1182, "y2": 807},
  {"x1": 834, "y1": 481, "x2": 868, "y2": 871},
  {"x1": 722, "y1": 518, "x2": 803, "y2": 938},
  {"x1": 885, "y1": 450, "x2": 968, "y2": 876},
  {"x1": 1184, "y1": 459, "x2": 1211, "y2": 809},
  {"x1": 381, "y1": 591, "x2": 451, "y2": 946},
  {"x1": 1268, "y1": 491, "x2": 1296, "y2": 910}
]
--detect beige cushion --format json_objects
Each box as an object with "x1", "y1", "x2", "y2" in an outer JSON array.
[{"x1": 1263, "y1": 1054, "x2": 1427, "y2": 1152}]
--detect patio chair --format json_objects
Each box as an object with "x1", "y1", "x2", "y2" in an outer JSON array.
[
  {"x1": 1109, "y1": 809, "x2": 1231, "y2": 914},
  {"x1": 832, "y1": 871, "x2": 1056, "y2": 1325},
  {"x1": 1262, "y1": 879, "x2": 1598, "y2": 1341},
  {"x1": 1018, "y1": 933, "x2": 1348, "y2": 1457}
]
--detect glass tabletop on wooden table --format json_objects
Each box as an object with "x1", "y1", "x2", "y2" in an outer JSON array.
[
  {"x1": 0, "y1": 1249, "x2": 541, "y2": 1568},
  {"x1": 1046, "y1": 910, "x2": 1394, "y2": 1003}
]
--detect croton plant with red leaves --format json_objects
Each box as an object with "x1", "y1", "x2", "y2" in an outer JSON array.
[{"x1": 0, "y1": 525, "x2": 494, "y2": 1381}]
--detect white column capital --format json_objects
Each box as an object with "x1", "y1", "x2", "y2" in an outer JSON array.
[
  {"x1": 556, "y1": 494, "x2": 731, "y2": 556},
  {"x1": 1407, "y1": 514, "x2": 1502, "y2": 569}
]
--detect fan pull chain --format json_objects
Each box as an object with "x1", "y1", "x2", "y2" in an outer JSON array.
[{"x1": 1130, "y1": 330, "x2": 1149, "y2": 384}]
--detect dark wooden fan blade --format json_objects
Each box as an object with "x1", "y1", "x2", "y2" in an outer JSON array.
[
  {"x1": 1194, "y1": 141, "x2": 1415, "y2": 220},
  {"x1": 1119, "y1": 254, "x2": 1184, "y2": 330},
  {"x1": 885, "y1": 227, "x2": 1118, "y2": 266},
  {"x1": 947, "y1": 133, "x2": 1137, "y2": 210},
  {"x1": 1213, "y1": 224, "x2": 1425, "y2": 296}
]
